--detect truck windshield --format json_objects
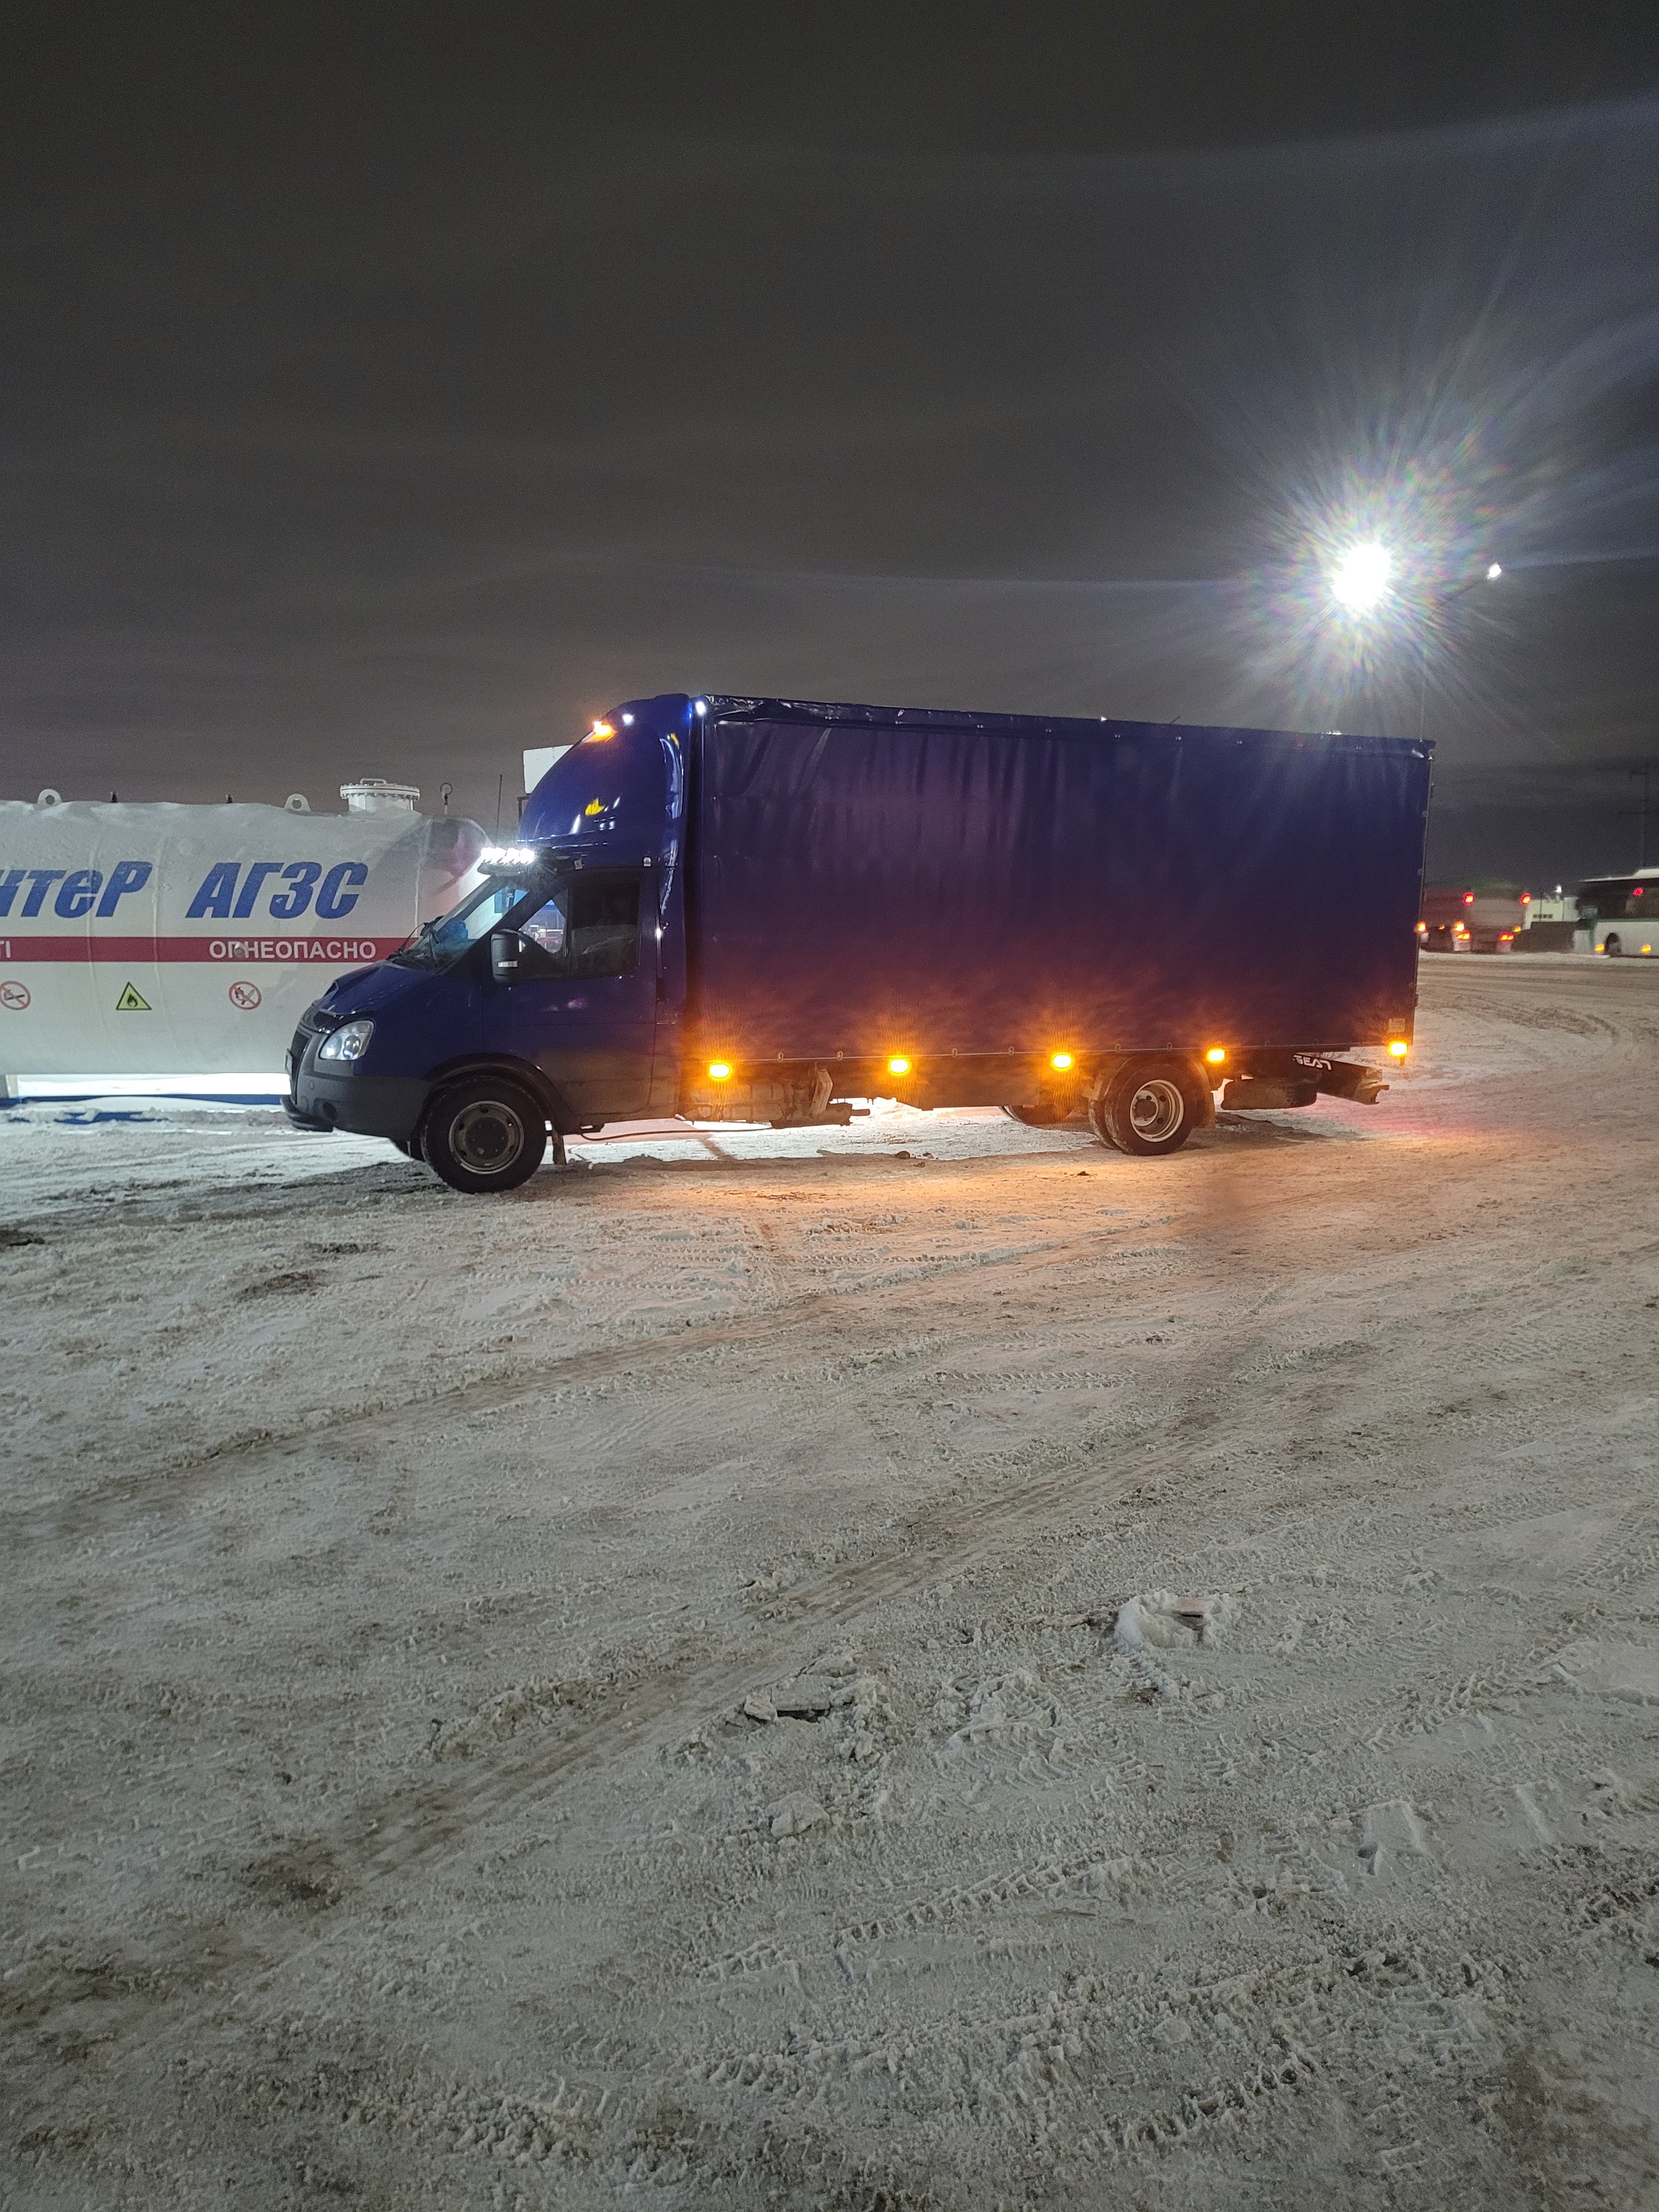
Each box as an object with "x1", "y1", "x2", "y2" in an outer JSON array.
[
  {"x1": 390, "y1": 870, "x2": 641, "y2": 976},
  {"x1": 391, "y1": 878, "x2": 537, "y2": 970}
]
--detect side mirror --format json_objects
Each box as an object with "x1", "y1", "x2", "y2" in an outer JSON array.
[{"x1": 490, "y1": 929, "x2": 524, "y2": 985}]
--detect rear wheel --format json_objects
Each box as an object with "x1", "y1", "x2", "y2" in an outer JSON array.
[
  {"x1": 421, "y1": 1079, "x2": 548, "y2": 1193},
  {"x1": 1088, "y1": 1058, "x2": 1207, "y2": 1157}
]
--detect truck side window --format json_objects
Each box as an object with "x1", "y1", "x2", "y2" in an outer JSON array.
[
  {"x1": 512, "y1": 879, "x2": 640, "y2": 978},
  {"x1": 567, "y1": 878, "x2": 640, "y2": 977}
]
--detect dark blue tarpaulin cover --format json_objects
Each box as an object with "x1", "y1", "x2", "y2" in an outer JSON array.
[{"x1": 687, "y1": 697, "x2": 1429, "y2": 1057}]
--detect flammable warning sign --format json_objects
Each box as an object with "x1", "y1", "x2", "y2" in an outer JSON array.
[{"x1": 115, "y1": 982, "x2": 152, "y2": 1011}]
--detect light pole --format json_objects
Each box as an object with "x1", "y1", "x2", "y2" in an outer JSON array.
[
  {"x1": 1630, "y1": 763, "x2": 1656, "y2": 871},
  {"x1": 1327, "y1": 546, "x2": 1502, "y2": 741},
  {"x1": 1414, "y1": 563, "x2": 1503, "y2": 742}
]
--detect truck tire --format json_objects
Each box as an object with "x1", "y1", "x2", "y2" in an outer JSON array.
[
  {"x1": 421, "y1": 1079, "x2": 548, "y2": 1193},
  {"x1": 1088, "y1": 1058, "x2": 1206, "y2": 1157},
  {"x1": 1605, "y1": 933, "x2": 1623, "y2": 956},
  {"x1": 1002, "y1": 1102, "x2": 1067, "y2": 1127}
]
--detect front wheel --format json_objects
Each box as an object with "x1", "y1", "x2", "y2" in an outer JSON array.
[
  {"x1": 421, "y1": 1079, "x2": 548, "y2": 1193},
  {"x1": 1088, "y1": 1058, "x2": 1207, "y2": 1157}
]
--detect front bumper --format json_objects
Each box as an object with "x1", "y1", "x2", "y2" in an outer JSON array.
[{"x1": 293, "y1": 1064, "x2": 428, "y2": 1140}]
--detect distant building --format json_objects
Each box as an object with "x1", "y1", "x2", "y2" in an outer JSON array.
[{"x1": 1525, "y1": 888, "x2": 1573, "y2": 924}]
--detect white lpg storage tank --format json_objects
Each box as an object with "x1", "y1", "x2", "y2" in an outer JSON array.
[{"x1": 0, "y1": 787, "x2": 486, "y2": 1077}]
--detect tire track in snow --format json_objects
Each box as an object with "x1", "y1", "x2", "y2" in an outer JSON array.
[{"x1": 10, "y1": 1205, "x2": 1223, "y2": 1549}]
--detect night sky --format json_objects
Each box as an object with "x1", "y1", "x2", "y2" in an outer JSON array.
[{"x1": 5, "y1": 4, "x2": 1658, "y2": 882}]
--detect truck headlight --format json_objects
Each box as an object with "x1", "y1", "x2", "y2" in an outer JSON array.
[{"x1": 317, "y1": 1018, "x2": 374, "y2": 1064}]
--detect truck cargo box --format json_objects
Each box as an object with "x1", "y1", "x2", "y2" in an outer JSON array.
[{"x1": 690, "y1": 698, "x2": 1429, "y2": 1059}]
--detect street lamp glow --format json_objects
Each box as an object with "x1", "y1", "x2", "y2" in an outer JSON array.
[
  {"x1": 1330, "y1": 542, "x2": 1393, "y2": 612},
  {"x1": 1486, "y1": 562, "x2": 1502, "y2": 580}
]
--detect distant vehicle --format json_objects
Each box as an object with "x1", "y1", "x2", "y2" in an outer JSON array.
[
  {"x1": 1417, "y1": 884, "x2": 1528, "y2": 953},
  {"x1": 288, "y1": 693, "x2": 1430, "y2": 1191},
  {"x1": 1575, "y1": 869, "x2": 1659, "y2": 957}
]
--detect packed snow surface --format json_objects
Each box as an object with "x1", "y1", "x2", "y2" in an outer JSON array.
[{"x1": 4, "y1": 955, "x2": 1659, "y2": 2208}]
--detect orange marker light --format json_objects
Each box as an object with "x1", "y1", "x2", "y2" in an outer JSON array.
[
  {"x1": 1050, "y1": 1051, "x2": 1074, "y2": 1071},
  {"x1": 588, "y1": 720, "x2": 615, "y2": 740},
  {"x1": 707, "y1": 1062, "x2": 732, "y2": 1081},
  {"x1": 887, "y1": 1056, "x2": 911, "y2": 1077},
  {"x1": 1204, "y1": 1047, "x2": 1227, "y2": 1065},
  {"x1": 1388, "y1": 1040, "x2": 1409, "y2": 1058}
]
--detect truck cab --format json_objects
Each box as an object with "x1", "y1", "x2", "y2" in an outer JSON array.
[{"x1": 289, "y1": 695, "x2": 690, "y2": 1189}]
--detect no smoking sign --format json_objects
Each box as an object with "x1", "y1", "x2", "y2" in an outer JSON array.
[{"x1": 228, "y1": 979, "x2": 263, "y2": 1011}]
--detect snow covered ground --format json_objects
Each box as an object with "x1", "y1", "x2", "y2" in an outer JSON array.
[{"x1": 4, "y1": 954, "x2": 1658, "y2": 2209}]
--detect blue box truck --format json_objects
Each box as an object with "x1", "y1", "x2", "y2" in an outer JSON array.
[{"x1": 287, "y1": 692, "x2": 1430, "y2": 1191}]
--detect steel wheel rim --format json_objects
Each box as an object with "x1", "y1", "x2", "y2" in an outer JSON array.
[
  {"x1": 450, "y1": 1098, "x2": 524, "y2": 1173},
  {"x1": 1128, "y1": 1078, "x2": 1184, "y2": 1142}
]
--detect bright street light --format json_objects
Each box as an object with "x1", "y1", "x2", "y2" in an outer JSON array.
[{"x1": 1330, "y1": 541, "x2": 1393, "y2": 612}]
